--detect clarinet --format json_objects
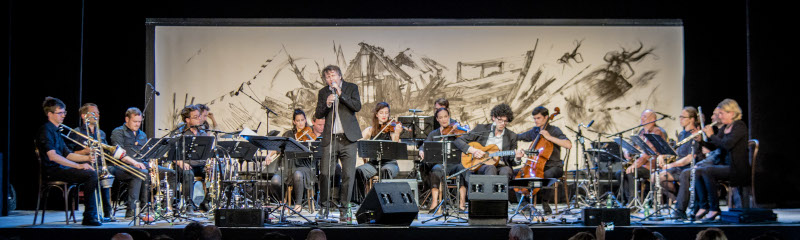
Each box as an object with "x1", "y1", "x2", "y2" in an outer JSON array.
[{"x1": 688, "y1": 106, "x2": 707, "y2": 221}]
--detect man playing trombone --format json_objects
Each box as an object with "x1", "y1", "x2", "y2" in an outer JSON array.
[
  {"x1": 35, "y1": 97, "x2": 102, "y2": 226},
  {"x1": 68, "y1": 103, "x2": 148, "y2": 220}
]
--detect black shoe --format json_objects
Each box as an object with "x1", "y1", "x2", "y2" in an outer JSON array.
[
  {"x1": 124, "y1": 210, "x2": 135, "y2": 219},
  {"x1": 81, "y1": 217, "x2": 103, "y2": 226},
  {"x1": 542, "y1": 202, "x2": 553, "y2": 215},
  {"x1": 670, "y1": 211, "x2": 687, "y2": 220}
]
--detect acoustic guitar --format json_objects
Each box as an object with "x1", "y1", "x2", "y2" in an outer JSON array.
[{"x1": 461, "y1": 142, "x2": 517, "y2": 171}]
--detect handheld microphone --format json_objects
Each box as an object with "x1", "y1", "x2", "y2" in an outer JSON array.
[{"x1": 146, "y1": 83, "x2": 160, "y2": 96}]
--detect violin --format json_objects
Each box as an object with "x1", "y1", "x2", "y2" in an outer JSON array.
[
  {"x1": 377, "y1": 119, "x2": 411, "y2": 134},
  {"x1": 514, "y1": 107, "x2": 560, "y2": 195},
  {"x1": 441, "y1": 122, "x2": 470, "y2": 136},
  {"x1": 295, "y1": 126, "x2": 317, "y2": 141}
]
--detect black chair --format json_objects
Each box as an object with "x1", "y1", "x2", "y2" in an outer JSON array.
[{"x1": 33, "y1": 140, "x2": 79, "y2": 225}]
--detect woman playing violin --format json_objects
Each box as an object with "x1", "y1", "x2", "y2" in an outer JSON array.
[
  {"x1": 354, "y1": 102, "x2": 403, "y2": 202},
  {"x1": 419, "y1": 108, "x2": 469, "y2": 211},
  {"x1": 268, "y1": 109, "x2": 317, "y2": 212},
  {"x1": 514, "y1": 106, "x2": 571, "y2": 214}
]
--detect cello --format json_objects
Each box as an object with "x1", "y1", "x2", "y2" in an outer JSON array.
[{"x1": 514, "y1": 107, "x2": 560, "y2": 195}]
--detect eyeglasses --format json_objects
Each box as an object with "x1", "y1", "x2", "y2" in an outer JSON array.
[
  {"x1": 53, "y1": 111, "x2": 67, "y2": 116},
  {"x1": 495, "y1": 119, "x2": 510, "y2": 124}
]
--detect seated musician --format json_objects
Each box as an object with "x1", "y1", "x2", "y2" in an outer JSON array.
[
  {"x1": 268, "y1": 109, "x2": 318, "y2": 212},
  {"x1": 618, "y1": 109, "x2": 667, "y2": 205},
  {"x1": 195, "y1": 104, "x2": 217, "y2": 131},
  {"x1": 515, "y1": 106, "x2": 572, "y2": 214},
  {"x1": 175, "y1": 105, "x2": 206, "y2": 212},
  {"x1": 110, "y1": 107, "x2": 194, "y2": 216},
  {"x1": 693, "y1": 99, "x2": 749, "y2": 221},
  {"x1": 432, "y1": 98, "x2": 458, "y2": 130},
  {"x1": 419, "y1": 107, "x2": 468, "y2": 211},
  {"x1": 354, "y1": 102, "x2": 403, "y2": 202},
  {"x1": 650, "y1": 107, "x2": 703, "y2": 219},
  {"x1": 454, "y1": 103, "x2": 523, "y2": 178},
  {"x1": 36, "y1": 97, "x2": 102, "y2": 226},
  {"x1": 68, "y1": 103, "x2": 147, "y2": 220},
  {"x1": 312, "y1": 116, "x2": 325, "y2": 140}
]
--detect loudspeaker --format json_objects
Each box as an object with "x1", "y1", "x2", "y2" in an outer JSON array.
[
  {"x1": 356, "y1": 182, "x2": 418, "y2": 225},
  {"x1": 582, "y1": 208, "x2": 630, "y2": 226},
  {"x1": 468, "y1": 175, "x2": 508, "y2": 225},
  {"x1": 721, "y1": 208, "x2": 777, "y2": 223},
  {"x1": 381, "y1": 178, "x2": 419, "y2": 206},
  {"x1": 215, "y1": 209, "x2": 264, "y2": 227}
]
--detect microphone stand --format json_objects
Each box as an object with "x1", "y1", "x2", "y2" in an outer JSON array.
[
  {"x1": 142, "y1": 85, "x2": 159, "y2": 132},
  {"x1": 605, "y1": 116, "x2": 668, "y2": 210},
  {"x1": 238, "y1": 90, "x2": 278, "y2": 134}
]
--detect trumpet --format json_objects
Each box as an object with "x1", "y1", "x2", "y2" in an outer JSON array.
[{"x1": 59, "y1": 124, "x2": 147, "y2": 181}]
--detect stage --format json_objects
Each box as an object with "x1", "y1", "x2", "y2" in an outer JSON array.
[{"x1": 2, "y1": 204, "x2": 799, "y2": 240}]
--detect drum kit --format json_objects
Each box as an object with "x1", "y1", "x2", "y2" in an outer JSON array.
[{"x1": 128, "y1": 127, "x2": 317, "y2": 225}]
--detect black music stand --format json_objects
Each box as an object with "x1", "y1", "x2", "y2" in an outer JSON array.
[
  {"x1": 627, "y1": 135, "x2": 658, "y2": 214},
  {"x1": 138, "y1": 138, "x2": 172, "y2": 161},
  {"x1": 508, "y1": 178, "x2": 558, "y2": 223},
  {"x1": 217, "y1": 141, "x2": 259, "y2": 161},
  {"x1": 421, "y1": 140, "x2": 467, "y2": 224},
  {"x1": 356, "y1": 140, "x2": 408, "y2": 181},
  {"x1": 642, "y1": 133, "x2": 678, "y2": 220},
  {"x1": 164, "y1": 136, "x2": 215, "y2": 220},
  {"x1": 243, "y1": 136, "x2": 313, "y2": 224}
]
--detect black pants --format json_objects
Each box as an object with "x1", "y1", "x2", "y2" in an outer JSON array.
[
  {"x1": 616, "y1": 167, "x2": 650, "y2": 204},
  {"x1": 320, "y1": 134, "x2": 357, "y2": 207},
  {"x1": 695, "y1": 165, "x2": 730, "y2": 211},
  {"x1": 354, "y1": 161, "x2": 399, "y2": 203},
  {"x1": 47, "y1": 168, "x2": 99, "y2": 219},
  {"x1": 429, "y1": 163, "x2": 468, "y2": 188},
  {"x1": 107, "y1": 165, "x2": 148, "y2": 215}
]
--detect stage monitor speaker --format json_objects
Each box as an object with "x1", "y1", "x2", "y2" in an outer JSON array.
[
  {"x1": 356, "y1": 182, "x2": 418, "y2": 225},
  {"x1": 381, "y1": 178, "x2": 419, "y2": 206},
  {"x1": 468, "y1": 175, "x2": 508, "y2": 225},
  {"x1": 582, "y1": 207, "x2": 630, "y2": 226},
  {"x1": 721, "y1": 208, "x2": 777, "y2": 223},
  {"x1": 215, "y1": 208, "x2": 264, "y2": 227}
]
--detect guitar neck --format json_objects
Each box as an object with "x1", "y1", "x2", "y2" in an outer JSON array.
[{"x1": 488, "y1": 150, "x2": 516, "y2": 158}]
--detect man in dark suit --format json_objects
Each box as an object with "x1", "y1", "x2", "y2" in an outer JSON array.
[
  {"x1": 314, "y1": 65, "x2": 362, "y2": 220},
  {"x1": 454, "y1": 103, "x2": 523, "y2": 177}
]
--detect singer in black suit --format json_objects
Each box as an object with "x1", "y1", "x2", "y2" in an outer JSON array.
[{"x1": 314, "y1": 65, "x2": 362, "y2": 218}]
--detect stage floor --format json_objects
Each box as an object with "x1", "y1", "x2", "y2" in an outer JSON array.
[{"x1": 3, "y1": 204, "x2": 800, "y2": 239}]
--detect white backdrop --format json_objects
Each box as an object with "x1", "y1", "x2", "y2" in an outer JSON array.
[{"x1": 154, "y1": 25, "x2": 684, "y2": 156}]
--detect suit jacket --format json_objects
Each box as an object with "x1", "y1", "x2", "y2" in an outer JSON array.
[
  {"x1": 314, "y1": 81, "x2": 362, "y2": 146},
  {"x1": 454, "y1": 123, "x2": 518, "y2": 167}
]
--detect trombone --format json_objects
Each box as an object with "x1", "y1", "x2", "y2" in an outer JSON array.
[{"x1": 59, "y1": 124, "x2": 148, "y2": 181}]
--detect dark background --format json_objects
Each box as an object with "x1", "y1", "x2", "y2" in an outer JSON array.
[{"x1": 3, "y1": 0, "x2": 794, "y2": 214}]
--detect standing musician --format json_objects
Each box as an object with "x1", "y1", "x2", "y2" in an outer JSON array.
[
  {"x1": 515, "y1": 106, "x2": 572, "y2": 214},
  {"x1": 69, "y1": 103, "x2": 148, "y2": 220},
  {"x1": 454, "y1": 103, "x2": 523, "y2": 177},
  {"x1": 36, "y1": 97, "x2": 102, "y2": 226},
  {"x1": 693, "y1": 99, "x2": 749, "y2": 221},
  {"x1": 419, "y1": 107, "x2": 468, "y2": 211},
  {"x1": 110, "y1": 107, "x2": 193, "y2": 216},
  {"x1": 314, "y1": 65, "x2": 362, "y2": 220},
  {"x1": 354, "y1": 102, "x2": 403, "y2": 202},
  {"x1": 268, "y1": 109, "x2": 317, "y2": 212},
  {"x1": 651, "y1": 107, "x2": 703, "y2": 219},
  {"x1": 618, "y1": 109, "x2": 667, "y2": 205}
]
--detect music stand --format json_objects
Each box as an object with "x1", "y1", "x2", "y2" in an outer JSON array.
[
  {"x1": 138, "y1": 137, "x2": 172, "y2": 161},
  {"x1": 163, "y1": 136, "x2": 214, "y2": 220},
  {"x1": 243, "y1": 136, "x2": 313, "y2": 224},
  {"x1": 508, "y1": 178, "x2": 558, "y2": 223},
  {"x1": 642, "y1": 134, "x2": 678, "y2": 220},
  {"x1": 421, "y1": 140, "x2": 467, "y2": 224},
  {"x1": 356, "y1": 140, "x2": 408, "y2": 181},
  {"x1": 217, "y1": 141, "x2": 259, "y2": 161}
]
